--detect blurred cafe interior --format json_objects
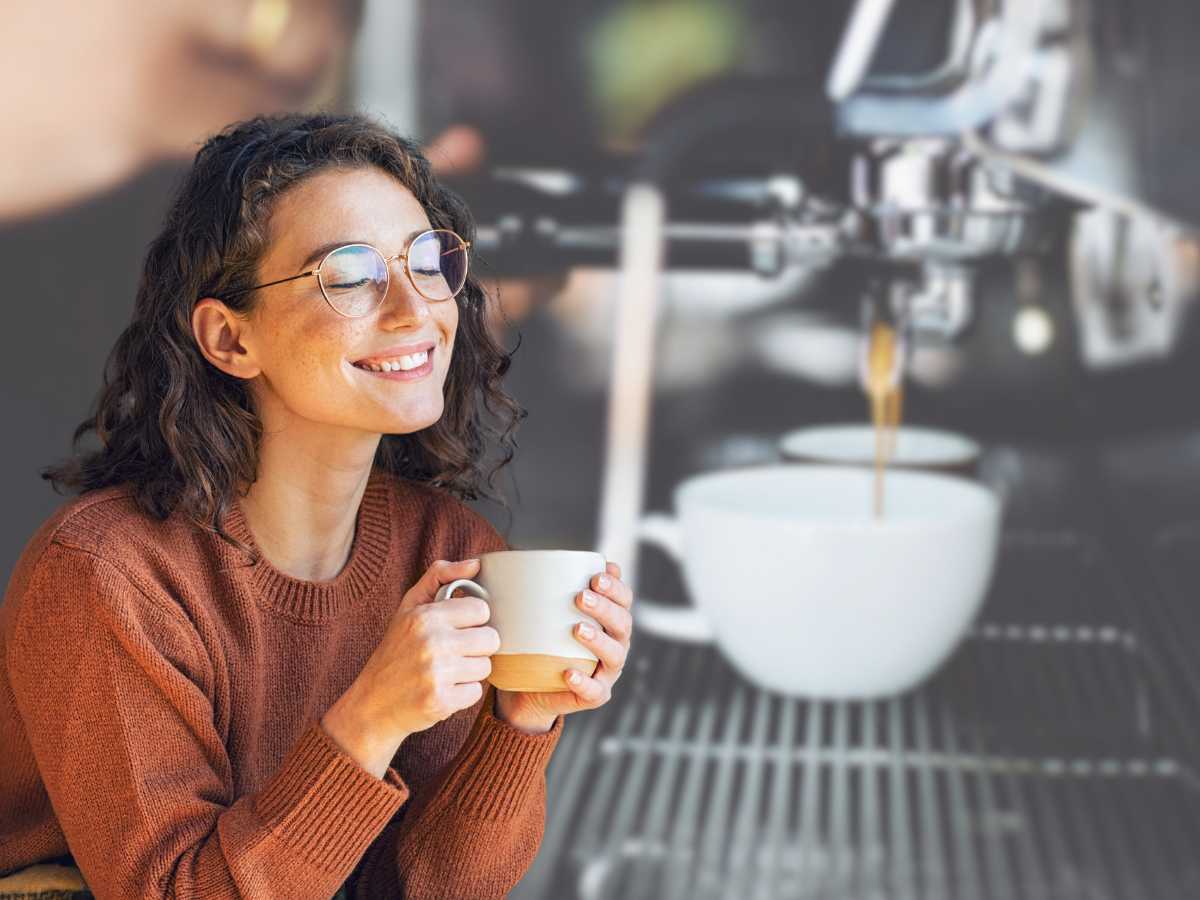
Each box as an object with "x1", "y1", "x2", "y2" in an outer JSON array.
[{"x1": 6, "y1": 0, "x2": 1200, "y2": 897}]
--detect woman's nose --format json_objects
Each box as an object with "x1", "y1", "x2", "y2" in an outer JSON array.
[{"x1": 378, "y1": 261, "x2": 432, "y2": 326}]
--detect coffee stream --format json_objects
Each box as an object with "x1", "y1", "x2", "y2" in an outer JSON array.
[{"x1": 864, "y1": 322, "x2": 902, "y2": 518}]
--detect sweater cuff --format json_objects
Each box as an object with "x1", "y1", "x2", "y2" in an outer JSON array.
[
  {"x1": 255, "y1": 722, "x2": 409, "y2": 873},
  {"x1": 441, "y1": 698, "x2": 563, "y2": 820}
]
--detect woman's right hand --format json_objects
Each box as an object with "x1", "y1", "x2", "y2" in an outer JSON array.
[{"x1": 320, "y1": 558, "x2": 501, "y2": 778}]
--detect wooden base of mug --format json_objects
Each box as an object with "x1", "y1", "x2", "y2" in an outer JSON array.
[{"x1": 488, "y1": 654, "x2": 599, "y2": 693}]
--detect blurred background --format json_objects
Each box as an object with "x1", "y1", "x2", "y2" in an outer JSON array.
[{"x1": 7, "y1": 0, "x2": 1200, "y2": 897}]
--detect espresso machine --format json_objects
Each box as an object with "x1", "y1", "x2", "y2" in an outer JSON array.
[{"x1": 418, "y1": 0, "x2": 1200, "y2": 895}]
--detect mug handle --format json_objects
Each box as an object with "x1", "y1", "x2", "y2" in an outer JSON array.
[
  {"x1": 636, "y1": 513, "x2": 716, "y2": 644},
  {"x1": 434, "y1": 578, "x2": 491, "y2": 604}
]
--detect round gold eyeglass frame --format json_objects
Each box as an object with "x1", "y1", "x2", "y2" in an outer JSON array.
[{"x1": 229, "y1": 228, "x2": 471, "y2": 318}]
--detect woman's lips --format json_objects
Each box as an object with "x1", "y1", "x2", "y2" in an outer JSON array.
[{"x1": 352, "y1": 348, "x2": 434, "y2": 381}]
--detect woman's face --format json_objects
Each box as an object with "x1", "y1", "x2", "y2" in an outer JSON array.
[{"x1": 239, "y1": 166, "x2": 459, "y2": 441}]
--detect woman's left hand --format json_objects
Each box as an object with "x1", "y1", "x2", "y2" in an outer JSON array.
[{"x1": 493, "y1": 561, "x2": 633, "y2": 733}]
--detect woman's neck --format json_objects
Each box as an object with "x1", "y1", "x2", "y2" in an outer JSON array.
[{"x1": 238, "y1": 431, "x2": 381, "y2": 582}]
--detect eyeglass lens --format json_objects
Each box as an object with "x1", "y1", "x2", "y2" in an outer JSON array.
[{"x1": 317, "y1": 231, "x2": 467, "y2": 317}]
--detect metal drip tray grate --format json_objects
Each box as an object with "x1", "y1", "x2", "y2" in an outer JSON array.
[{"x1": 513, "y1": 532, "x2": 1200, "y2": 900}]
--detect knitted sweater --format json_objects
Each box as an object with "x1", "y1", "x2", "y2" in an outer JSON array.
[{"x1": 0, "y1": 467, "x2": 562, "y2": 899}]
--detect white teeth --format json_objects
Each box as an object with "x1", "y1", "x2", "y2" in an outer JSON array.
[
  {"x1": 356, "y1": 350, "x2": 430, "y2": 373},
  {"x1": 397, "y1": 351, "x2": 428, "y2": 370}
]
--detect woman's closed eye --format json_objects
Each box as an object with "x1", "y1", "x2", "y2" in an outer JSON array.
[{"x1": 328, "y1": 277, "x2": 373, "y2": 290}]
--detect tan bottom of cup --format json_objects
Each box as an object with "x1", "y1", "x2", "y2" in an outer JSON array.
[{"x1": 488, "y1": 654, "x2": 599, "y2": 692}]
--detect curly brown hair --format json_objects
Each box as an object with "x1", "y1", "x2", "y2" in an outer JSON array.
[{"x1": 44, "y1": 112, "x2": 524, "y2": 550}]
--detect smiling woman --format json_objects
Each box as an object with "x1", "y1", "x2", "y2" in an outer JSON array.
[{"x1": 0, "y1": 113, "x2": 633, "y2": 900}]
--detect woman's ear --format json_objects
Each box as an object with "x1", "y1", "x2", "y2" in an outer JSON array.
[{"x1": 192, "y1": 298, "x2": 261, "y2": 380}]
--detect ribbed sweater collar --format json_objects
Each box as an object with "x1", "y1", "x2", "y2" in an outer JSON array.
[{"x1": 221, "y1": 467, "x2": 394, "y2": 622}]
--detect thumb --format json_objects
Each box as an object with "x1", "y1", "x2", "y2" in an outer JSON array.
[{"x1": 402, "y1": 558, "x2": 482, "y2": 609}]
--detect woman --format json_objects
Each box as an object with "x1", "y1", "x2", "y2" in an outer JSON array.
[{"x1": 0, "y1": 112, "x2": 634, "y2": 899}]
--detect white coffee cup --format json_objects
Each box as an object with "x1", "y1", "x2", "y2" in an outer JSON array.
[
  {"x1": 635, "y1": 465, "x2": 1001, "y2": 699},
  {"x1": 434, "y1": 550, "x2": 605, "y2": 692}
]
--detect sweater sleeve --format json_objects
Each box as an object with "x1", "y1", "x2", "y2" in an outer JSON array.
[
  {"x1": 349, "y1": 687, "x2": 562, "y2": 899},
  {"x1": 347, "y1": 497, "x2": 564, "y2": 899},
  {"x1": 6, "y1": 541, "x2": 409, "y2": 900}
]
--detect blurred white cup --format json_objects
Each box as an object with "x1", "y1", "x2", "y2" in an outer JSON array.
[{"x1": 635, "y1": 465, "x2": 1002, "y2": 698}]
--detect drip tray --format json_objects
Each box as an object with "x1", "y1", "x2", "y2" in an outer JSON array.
[{"x1": 573, "y1": 762, "x2": 1200, "y2": 900}]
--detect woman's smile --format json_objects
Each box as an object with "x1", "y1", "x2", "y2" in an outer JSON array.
[
  {"x1": 351, "y1": 346, "x2": 435, "y2": 381},
  {"x1": 351, "y1": 338, "x2": 438, "y2": 381}
]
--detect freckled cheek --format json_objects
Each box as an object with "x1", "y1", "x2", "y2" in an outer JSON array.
[{"x1": 277, "y1": 325, "x2": 357, "y2": 391}]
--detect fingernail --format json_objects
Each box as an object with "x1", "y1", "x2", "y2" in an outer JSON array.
[
  {"x1": 597, "y1": 574, "x2": 611, "y2": 589},
  {"x1": 577, "y1": 622, "x2": 596, "y2": 639},
  {"x1": 464, "y1": 558, "x2": 479, "y2": 564},
  {"x1": 567, "y1": 670, "x2": 582, "y2": 685},
  {"x1": 580, "y1": 591, "x2": 597, "y2": 609}
]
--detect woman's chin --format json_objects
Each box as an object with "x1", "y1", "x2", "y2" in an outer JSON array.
[{"x1": 374, "y1": 399, "x2": 444, "y2": 435}]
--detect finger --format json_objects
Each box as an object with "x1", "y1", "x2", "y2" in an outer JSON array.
[
  {"x1": 577, "y1": 591, "x2": 633, "y2": 644},
  {"x1": 453, "y1": 625, "x2": 502, "y2": 657},
  {"x1": 447, "y1": 680, "x2": 485, "y2": 712},
  {"x1": 453, "y1": 655, "x2": 493, "y2": 685},
  {"x1": 605, "y1": 560, "x2": 623, "y2": 581},
  {"x1": 405, "y1": 558, "x2": 481, "y2": 607},
  {"x1": 572, "y1": 664, "x2": 621, "y2": 708},
  {"x1": 590, "y1": 660, "x2": 624, "y2": 692},
  {"x1": 573, "y1": 621, "x2": 627, "y2": 672},
  {"x1": 430, "y1": 594, "x2": 492, "y2": 629},
  {"x1": 591, "y1": 570, "x2": 634, "y2": 610},
  {"x1": 563, "y1": 668, "x2": 610, "y2": 707}
]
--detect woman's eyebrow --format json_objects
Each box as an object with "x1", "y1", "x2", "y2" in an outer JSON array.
[
  {"x1": 295, "y1": 228, "x2": 430, "y2": 273},
  {"x1": 296, "y1": 240, "x2": 359, "y2": 272}
]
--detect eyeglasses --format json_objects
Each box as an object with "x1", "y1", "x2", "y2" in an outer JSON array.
[{"x1": 231, "y1": 228, "x2": 470, "y2": 317}]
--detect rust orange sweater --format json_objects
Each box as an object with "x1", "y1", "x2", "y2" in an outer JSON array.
[{"x1": 0, "y1": 468, "x2": 562, "y2": 898}]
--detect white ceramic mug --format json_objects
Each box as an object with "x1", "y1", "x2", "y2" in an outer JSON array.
[
  {"x1": 434, "y1": 550, "x2": 604, "y2": 692},
  {"x1": 635, "y1": 465, "x2": 1002, "y2": 699}
]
